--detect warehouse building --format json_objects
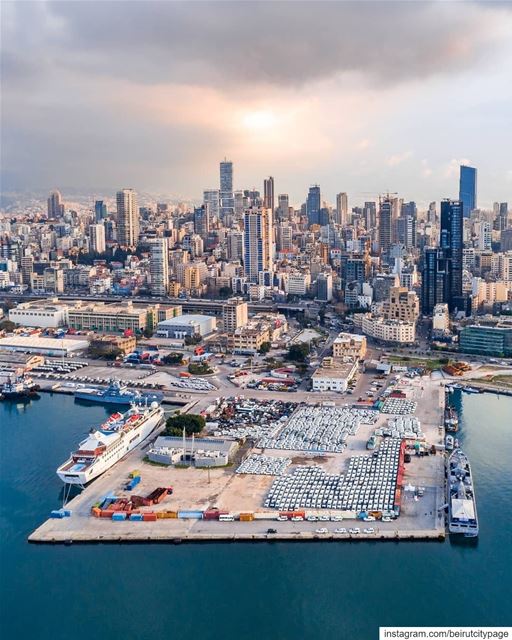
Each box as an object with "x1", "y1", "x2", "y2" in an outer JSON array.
[
  {"x1": 9, "y1": 300, "x2": 69, "y2": 328},
  {"x1": 155, "y1": 314, "x2": 217, "y2": 339},
  {"x1": 311, "y1": 358, "x2": 358, "y2": 393},
  {"x1": 148, "y1": 435, "x2": 238, "y2": 468},
  {"x1": 0, "y1": 336, "x2": 89, "y2": 356}
]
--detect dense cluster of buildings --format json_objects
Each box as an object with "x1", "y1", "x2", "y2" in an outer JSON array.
[{"x1": 1, "y1": 160, "x2": 511, "y2": 358}]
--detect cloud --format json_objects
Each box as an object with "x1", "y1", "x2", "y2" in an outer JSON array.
[
  {"x1": 2, "y1": 1, "x2": 511, "y2": 90},
  {"x1": 387, "y1": 151, "x2": 413, "y2": 167},
  {"x1": 444, "y1": 158, "x2": 472, "y2": 179},
  {"x1": 421, "y1": 159, "x2": 433, "y2": 178}
]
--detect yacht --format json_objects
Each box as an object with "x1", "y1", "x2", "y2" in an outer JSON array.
[{"x1": 447, "y1": 449, "x2": 479, "y2": 538}]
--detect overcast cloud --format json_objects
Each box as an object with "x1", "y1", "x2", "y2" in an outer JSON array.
[{"x1": 1, "y1": 0, "x2": 512, "y2": 207}]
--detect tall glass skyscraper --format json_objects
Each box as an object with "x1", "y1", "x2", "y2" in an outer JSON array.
[
  {"x1": 459, "y1": 165, "x2": 477, "y2": 218},
  {"x1": 440, "y1": 198, "x2": 463, "y2": 309},
  {"x1": 306, "y1": 185, "x2": 321, "y2": 227}
]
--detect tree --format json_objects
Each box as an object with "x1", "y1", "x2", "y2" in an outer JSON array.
[
  {"x1": 184, "y1": 334, "x2": 202, "y2": 346},
  {"x1": 188, "y1": 362, "x2": 213, "y2": 375},
  {"x1": 165, "y1": 414, "x2": 206, "y2": 437},
  {"x1": 218, "y1": 286, "x2": 232, "y2": 299},
  {"x1": 0, "y1": 319, "x2": 16, "y2": 333},
  {"x1": 162, "y1": 353, "x2": 183, "y2": 365},
  {"x1": 287, "y1": 342, "x2": 310, "y2": 362},
  {"x1": 259, "y1": 341, "x2": 271, "y2": 354}
]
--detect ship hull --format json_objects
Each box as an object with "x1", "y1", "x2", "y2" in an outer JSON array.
[
  {"x1": 57, "y1": 408, "x2": 164, "y2": 485},
  {"x1": 74, "y1": 391, "x2": 162, "y2": 405}
]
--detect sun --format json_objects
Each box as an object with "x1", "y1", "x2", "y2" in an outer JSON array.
[{"x1": 242, "y1": 110, "x2": 278, "y2": 132}]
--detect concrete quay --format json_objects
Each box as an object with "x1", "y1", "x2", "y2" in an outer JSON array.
[{"x1": 28, "y1": 372, "x2": 447, "y2": 545}]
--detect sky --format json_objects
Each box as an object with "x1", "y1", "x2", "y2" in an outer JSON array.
[{"x1": 1, "y1": 0, "x2": 512, "y2": 208}]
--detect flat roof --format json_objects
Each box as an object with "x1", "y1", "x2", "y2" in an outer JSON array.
[
  {"x1": 0, "y1": 336, "x2": 89, "y2": 351},
  {"x1": 158, "y1": 315, "x2": 215, "y2": 326}
]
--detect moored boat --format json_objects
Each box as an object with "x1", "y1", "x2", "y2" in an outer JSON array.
[{"x1": 447, "y1": 449, "x2": 479, "y2": 538}]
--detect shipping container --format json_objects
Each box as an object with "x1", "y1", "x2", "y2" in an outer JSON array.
[
  {"x1": 129, "y1": 470, "x2": 140, "y2": 479},
  {"x1": 178, "y1": 511, "x2": 204, "y2": 519},
  {"x1": 142, "y1": 513, "x2": 157, "y2": 522},
  {"x1": 203, "y1": 510, "x2": 222, "y2": 520},
  {"x1": 50, "y1": 509, "x2": 65, "y2": 519},
  {"x1": 112, "y1": 512, "x2": 127, "y2": 521},
  {"x1": 239, "y1": 513, "x2": 254, "y2": 522},
  {"x1": 129, "y1": 513, "x2": 143, "y2": 521},
  {"x1": 91, "y1": 507, "x2": 101, "y2": 518},
  {"x1": 100, "y1": 510, "x2": 115, "y2": 518}
]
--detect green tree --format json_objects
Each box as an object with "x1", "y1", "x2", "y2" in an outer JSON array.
[
  {"x1": 259, "y1": 341, "x2": 271, "y2": 354},
  {"x1": 184, "y1": 334, "x2": 202, "y2": 346},
  {"x1": 0, "y1": 319, "x2": 16, "y2": 333},
  {"x1": 287, "y1": 342, "x2": 310, "y2": 362},
  {"x1": 165, "y1": 414, "x2": 206, "y2": 437},
  {"x1": 218, "y1": 286, "x2": 232, "y2": 299},
  {"x1": 162, "y1": 353, "x2": 183, "y2": 365},
  {"x1": 188, "y1": 362, "x2": 213, "y2": 375}
]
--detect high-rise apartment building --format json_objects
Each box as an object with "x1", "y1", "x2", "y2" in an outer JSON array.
[
  {"x1": 193, "y1": 205, "x2": 209, "y2": 239},
  {"x1": 149, "y1": 237, "x2": 169, "y2": 296},
  {"x1": 89, "y1": 223, "x2": 106, "y2": 253},
  {"x1": 307, "y1": 185, "x2": 321, "y2": 227},
  {"x1": 317, "y1": 272, "x2": 333, "y2": 301},
  {"x1": 203, "y1": 189, "x2": 220, "y2": 219},
  {"x1": 378, "y1": 197, "x2": 392, "y2": 255},
  {"x1": 20, "y1": 255, "x2": 34, "y2": 286},
  {"x1": 243, "y1": 208, "x2": 273, "y2": 282},
  {"x1": 277, "y1": 194, "x2": 290, "y2": 221},
  {"x1": 276, "y1": 223, "x2": 293, "y2": 252},
  {"x1": 220, "y1": 160, "x2": 234, "y2": 220},
  {"x1": 94, "y1": 200, "x2": 108, "y2": 222},
  {"x1": 263, "y1": 177, "x2": 275, "y2": 212},
  {"x1": 47, "y1": 191, "x2": 65, "y2": 218},
  {"x1": 459, "y1": 165, "x2": 477, "y2": 218},
  {"x1": 421, "y1": 247, "x2": 448, "y2": 315},
  {"x1": 335, "y1": 193, "x2": 348, "y2": 226},
  {"x1": 227, "y1": 230, "x2": 244, "y2": 261},
  {"x1": 222, "y1": 297, "x2": 248, "y2": 333},
  {"x1": 116, "y1": 188, "x2": 139, "y2": 247}
]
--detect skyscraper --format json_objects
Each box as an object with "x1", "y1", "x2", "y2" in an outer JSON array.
[
  {"x1": 94, "y1": 200, "x2": 108, "y2": 222},
  {"x1": 89, "y1": 223, "x2": 106, "y2": 253},
  {"x1": 149, "y1": 237, "x2": 169, "y2": 296},
  {"x1": 116, "y1": 188, "x2": 139, "y2": 247},
  {"x1": 440, "y1": 198, "x2": 463, "y2": 309},
  {"x1": 459, "y1": 165, "x2": 477, "y2": 218},
  {"x1": 378, "y1": 197, "x2": 392, "y2": 255},
  {"x1": 363, "y1": 201, "x2": 376, "y2": 230},
  {"x1": 277, "y1": 194, "x2": 289, "y2": 221},
  {"x1": 243, "y1": 208, "x2": 273, "y2": 282},
  {"x1": 193, "y1": 204, "x2": 209, "y2": 239},
  {"x1": 220, "y1": 159, "x2": 234, "y2": 220},
  {"x1": 263, "y1": 177, "x2": 275, "y2": 212},
  {"x1": 421, "y1": 247, "x2": 448, "y2": 315},
  {"x1": 47, "y1": 190, "x2": 65, "y2": 218},
  {"x1": 335, "y1": 193, "x2": 348, "y2": 226},
  {"x1": 306, "y1": 185, "x2": 321, "y2": 227},
  {"x1": 203, "y1": 189, "x2": 220, "y2": 219}
]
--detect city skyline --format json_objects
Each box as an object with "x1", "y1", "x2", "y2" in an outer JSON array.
[{"x1": 1, "y1": 1, "x2": 512, "y2": 206}]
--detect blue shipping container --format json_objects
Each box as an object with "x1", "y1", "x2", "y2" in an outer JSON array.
[
  {"x1": 112, "y1": 513, "x2": 127, "y2": 521},
  {"x1": 129, "y1": 514, "x2": 143, "y2": 521},
  {"x1": 50, "y1": 510, "x2": 65, "y2": 519},
  {"x1": 178, "y1": 511, "x2": 203, "y2": 519}
]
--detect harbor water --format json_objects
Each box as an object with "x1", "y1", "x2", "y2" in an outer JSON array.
[{"x1": 0, "y1": 392, "x2": 511, "y2": 639}]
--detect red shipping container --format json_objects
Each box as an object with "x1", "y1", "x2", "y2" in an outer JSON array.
[{"x1": 143, "y1": 513, "x2": 157, "y2": 522}]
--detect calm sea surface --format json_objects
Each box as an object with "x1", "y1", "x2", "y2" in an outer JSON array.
[{"x1": 1, "y1": 391, "x2": 511, "y2": 640}]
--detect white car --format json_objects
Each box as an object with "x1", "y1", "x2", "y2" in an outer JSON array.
[
  {"x1": 334, "y1": 528, "x2": 347, "y2": 534},
  {"x1": 382, "y1": 516, "x2": 392, "y2": 522},
  {"x1": 363, "y1": 516, "x2": 376, "y2": 522},
  {"x1": 363, "y1": 527, "x2": 375, "y2": 534},
  {"x1": 319, "y1": 515, "x2": 330, "y2": 521},
  {"x1": 330, "y1": 515, "x2": 343, "y2": 522},
  {"x1": 315, "y1": 528, "x2": 329, "y2": 534},
  {"x1": 277, "y1": 516, "x2": 288, "y2": 521},
  {"x1": 306, "y1": 515, "x2": 318, "y2": 522},
  {"x1": 291, "y1": 516, "x2": 304, "y2": 521}
]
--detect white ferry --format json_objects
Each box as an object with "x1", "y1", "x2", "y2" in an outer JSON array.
[{"x1": 57, "y1": 402, "x2": 164, "y2": 485}]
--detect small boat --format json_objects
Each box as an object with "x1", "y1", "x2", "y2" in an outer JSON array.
[
  {"x1": 445, "y1": 434, "x2": 454, "y2": 451},
  {"x1": 0, "y1": 375, "x2": 40, "y2": 401},
  {"x1": 462, "y1": 386, "x2": 482, "y2": 394}
]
